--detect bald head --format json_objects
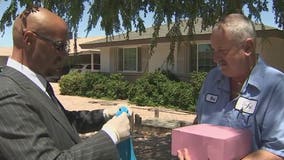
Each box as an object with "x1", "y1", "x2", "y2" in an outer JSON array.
[
  {"x1": 11, "y1": 7, "x2": 69, "y2": 77},
  {"x1": 13, "y1": 7, "x2": 67, "y2": 48}
]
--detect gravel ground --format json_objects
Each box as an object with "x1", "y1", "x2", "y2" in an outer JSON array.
[{"x1": 51, "y1": 82, "x2": 195, "y2": 160}]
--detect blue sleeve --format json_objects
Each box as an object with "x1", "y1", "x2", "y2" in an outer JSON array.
[{"x1": 261, "y1": 78, "x2": 284, "y2": 157}]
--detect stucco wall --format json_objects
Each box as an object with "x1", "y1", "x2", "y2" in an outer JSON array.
[
  {"x1": 256, "y1": 37, "x2": 284, "y2": 72},
  {"x1": 99, "y1": 47, "x2": 111, "y2": 72},
  {"x1": 99, "y1": 44, "x2": 175, "y2": 73},
  {"x1": 148, "y1": 43, "x2": 173, "y2": 72},
  {"x1": 98, "y1": 37, "x2": 284, "y2": 75}
]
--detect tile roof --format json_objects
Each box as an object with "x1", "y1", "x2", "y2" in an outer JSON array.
[
  {"x1": 69, "y1": 36, "x2": 104, "y2": 55},
  {"x1": 80, "y1": 18, "x2": 280, "y2": 47}
]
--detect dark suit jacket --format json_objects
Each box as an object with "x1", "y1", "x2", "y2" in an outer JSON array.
[{"x1": 0, "y1": 66, "x2": 119, "y2": 160}]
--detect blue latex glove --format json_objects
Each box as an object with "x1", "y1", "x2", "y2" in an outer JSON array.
[{"x1": 116, "y1": 106, "x2": 137, "y2": 160}]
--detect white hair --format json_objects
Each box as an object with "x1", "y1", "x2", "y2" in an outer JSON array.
[{"x1": 213, "y1": 13, "x2": 256, "y2": 44}]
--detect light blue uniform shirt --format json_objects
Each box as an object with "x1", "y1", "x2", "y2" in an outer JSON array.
[{"x1": 196, "y1": 57, "x2": 284, "y2": 157}]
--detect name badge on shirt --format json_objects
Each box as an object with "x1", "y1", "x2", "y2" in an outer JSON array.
[
  {"x1": 235, "y1": 96, "x2": 257, "y2": 114},
  {"x1": 205, "y1": 93, "x2": 218, "y2": 103}
]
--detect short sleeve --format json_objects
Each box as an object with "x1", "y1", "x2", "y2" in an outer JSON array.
[{"x1": 261, "y1": 79, "x2": 284, "y2": 157}]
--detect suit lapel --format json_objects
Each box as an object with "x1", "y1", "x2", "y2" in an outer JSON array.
[
  {"x1": 2, "y1": 67, "x2": 81, "y2": 143},
  {"x1": 26, "y1": 84, "x2": 81, "y2": 143}
]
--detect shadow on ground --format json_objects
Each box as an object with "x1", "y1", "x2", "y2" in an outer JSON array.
[
  {"x1": 132, "y1": 128, "x2": 178, "y2": 160},
  {"x1": 82, "y1": 127, "x2": 179, "y2": 160}
]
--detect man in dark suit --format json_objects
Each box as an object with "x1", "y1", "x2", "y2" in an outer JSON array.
[{"x1": 0, "y1": 7, "x2": 130, "y2": 160}]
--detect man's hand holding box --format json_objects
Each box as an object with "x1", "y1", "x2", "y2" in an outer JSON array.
[{"x1": 172, "y1": 124, "x2": 252, "y2": 160}]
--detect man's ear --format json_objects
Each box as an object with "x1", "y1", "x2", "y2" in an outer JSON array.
[
  {"x1": 22, "y1": 30, "x2": 34, "y2": 46},
  {"x1": 243, "y1": 38, "x2": 254, "y2": 56}
]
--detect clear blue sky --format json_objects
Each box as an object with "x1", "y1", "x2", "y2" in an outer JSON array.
[{"x1": 0, "y1": 1, "x2": 281, "y2": 47}]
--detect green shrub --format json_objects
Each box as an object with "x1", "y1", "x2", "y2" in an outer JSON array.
[
  {"x1": 102, "y1": 73, "x2": 129, "y2": 99},
  {"x1": 189, "y1": 71, "x2": 207, "y2": 104},
  {"x1": 59, "y1": 71, "x2": 84, "y2": 95},
  {"x1": 59, "y1": 70, "x2": 207, "y2": 113},
  {"x1": 161, "y1": 69, "x2": 180, "y2": 81},
  {"x1": 163, "y1": 81, "x2": 195, "y2": 111},
  {"x1": 80, "y1": 72, "x2": 98, "y2": 97},
  {"x1": 128, "y1": 71, "x2": 169, "y2": 106},
  {"x1": 60, "y1": 72, "x2": 128, "y2": 100},
  {"x1": 89, "y1": 72, "x2": 109, "y2": 98}
]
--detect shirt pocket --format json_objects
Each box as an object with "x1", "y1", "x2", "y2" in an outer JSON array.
[{"x1": 225, "y1": 109, "x2": 253, "y2": 129}]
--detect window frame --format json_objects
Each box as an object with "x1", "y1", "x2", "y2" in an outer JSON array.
[
  {"x1": 118, "y1": 47, "x2": 141, "y2": 73},
  {"x1": 191, "y1": 42, "x2": 215, "y2": 72}
]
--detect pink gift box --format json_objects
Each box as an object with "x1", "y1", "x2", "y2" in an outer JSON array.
[{"x1": 171, "y1": 124, "x2": 252, "y2": 160}]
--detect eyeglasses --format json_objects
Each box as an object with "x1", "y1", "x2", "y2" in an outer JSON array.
[{"x1": 30, "y1": 31, "x2": 70, "y2": 53}]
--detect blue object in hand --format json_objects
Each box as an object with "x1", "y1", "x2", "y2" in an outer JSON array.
[
  {"x1": 116, "y1": 106, "x2": 137, "y2": 160},
  {"x1": 116, "y1": 106, "x2": 130, "y2": 117}
]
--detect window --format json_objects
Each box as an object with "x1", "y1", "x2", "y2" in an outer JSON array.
[
  {"x1": 191, "y1": 43, "x2": 215, "y2": 72},
  {"x1": 118, "y1": 48, "x2": 141, "y2": 72}
]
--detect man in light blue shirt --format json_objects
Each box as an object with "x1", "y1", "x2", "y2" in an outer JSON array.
[
  {"x1": 196, "y1": 14, "x2": 284, "y2": 160},
  {"x1": 178, "y1": 13, "x2": 284, "y2": 160},
  {"x1": 197, "y1": 57, "x2": 284, "y2": 157}
]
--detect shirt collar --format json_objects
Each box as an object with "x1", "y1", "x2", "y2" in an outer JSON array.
[
  {"x1": 245, "y1": 57, "x2": 265, "y2": 92},
  {"x1": 6, "y1": 58, "x2": 47, "y2": 92},
  {"x1": 215, "y1": 57, "x2": 264, "y2": 93},
  {"x1": 215, "y1": 67, "x2": 230, "y2": 92}
]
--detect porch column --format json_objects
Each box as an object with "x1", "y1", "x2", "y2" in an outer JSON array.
[{"x1": 91, "y1": 53, "x2": 94, "y2": 71}]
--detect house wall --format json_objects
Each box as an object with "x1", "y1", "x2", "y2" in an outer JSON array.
[
  {"x1": 100, "y1": 47, "x2": 111, "y2": 72},
  {"x1": 100, "y1": 44, "x2": 174, "y2": 73},
  {"x1": 148, "y1": 43, "x2": 173, "y2": 72},
  {"x1": 256, "y1": 37, "x2": 284, "y2": 72},
  {"x1": 176, "y1": 42, "x2": 188, "y2": 74},
  {"x1": 97, "y1": 37, "x2": 283, "y2": 81},
  {"x1": 98, "y1": 40, "x2": 213, "y2": 78}
]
